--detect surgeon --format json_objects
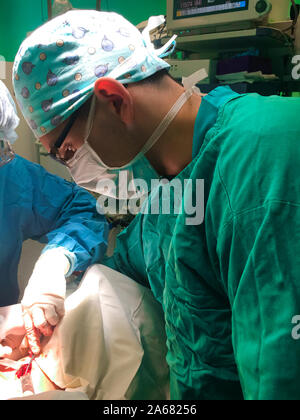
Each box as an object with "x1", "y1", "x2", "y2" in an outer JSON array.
[
  {"x1": 0, "y1": 80, "x2": 108, "y2": 356},
  {"x1": 13, "y1": 10, "x2": 300, "y2": 400}
]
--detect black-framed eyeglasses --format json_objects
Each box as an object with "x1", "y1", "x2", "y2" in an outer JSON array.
[{"x1": 48, "y1": 110, "x2": 79, "y2": 166}]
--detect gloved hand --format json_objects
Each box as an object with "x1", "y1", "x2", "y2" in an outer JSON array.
[{"x1": 21, "y1": 248, "x2": 70, "y2": 355}]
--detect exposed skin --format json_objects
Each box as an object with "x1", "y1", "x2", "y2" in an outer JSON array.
[
  {"x1": 0, "y1": 305, "x2": 62, "y2": 398},
  {"x1": 40, "y1": 74, "x2": 202, "y2": 177},
  {"x1": 0, "y1": 357, "x2": 60, "y2": 399}
]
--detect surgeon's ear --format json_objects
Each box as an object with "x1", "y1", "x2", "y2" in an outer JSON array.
[{"x1": 94, "y1": 78, "x2": 134, "y2": 126}]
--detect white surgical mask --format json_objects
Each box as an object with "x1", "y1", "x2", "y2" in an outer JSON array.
[{"x1": 67, "y1": 69, "x2": 207, "y2": 200}]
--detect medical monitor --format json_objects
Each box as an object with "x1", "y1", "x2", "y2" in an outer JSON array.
[{"x1": 167, "y1": 0, "x2": 272, "y2": 33}]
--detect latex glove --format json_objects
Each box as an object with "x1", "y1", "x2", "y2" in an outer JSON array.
[{"x1": 21, "y1": 248, "x2": 70, "y2": 355}]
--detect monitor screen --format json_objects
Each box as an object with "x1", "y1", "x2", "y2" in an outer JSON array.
[{"x1": 174, "y1": 0, "x2": 249, "y2": 20}]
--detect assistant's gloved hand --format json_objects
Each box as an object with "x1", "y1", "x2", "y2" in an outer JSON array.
[{"x1": 21, "y1": 248, "x2": 70, "y2": 355}]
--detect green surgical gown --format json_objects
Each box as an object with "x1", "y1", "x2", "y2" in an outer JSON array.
[{"x1": 104, "y1": 88, "x2": 300, "y2": 400}]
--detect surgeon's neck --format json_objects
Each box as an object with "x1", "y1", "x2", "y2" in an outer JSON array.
[{"x1": 128, "y1": 79, "x2": 202, "y2": 177}]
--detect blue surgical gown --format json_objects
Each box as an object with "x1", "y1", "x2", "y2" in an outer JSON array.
[{"x1": 0, "y1": 155, "x2": 109, "y2": 306}]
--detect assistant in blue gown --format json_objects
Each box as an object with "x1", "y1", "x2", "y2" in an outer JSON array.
[{"x1": 0, "y1": 155, "x2": 109, "y2": 306}]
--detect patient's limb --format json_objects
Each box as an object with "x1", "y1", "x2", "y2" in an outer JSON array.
[
  {"x1": 0, "y1": 305, "x2": 61, "y2": 398},
  {"x1": 0, "y1": 305, "x2": 26, "y2": 359},
  {"x1": 0, "y1": 265, "x2": 169, "y2": 400}
]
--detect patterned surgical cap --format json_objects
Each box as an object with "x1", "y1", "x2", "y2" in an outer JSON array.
[{"x1": 13, "y1": 10, "x2": 176, "y2": 138}]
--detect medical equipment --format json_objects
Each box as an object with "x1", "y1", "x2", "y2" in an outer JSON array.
[
  {"x1": 16, "y1": 354, "x2": 36, "y2": 396},
  {"x1": 167, "y1": 0, "x2": 272, "y2": 35},
  {"x1": 163, "y1": 1, "x2": 295, "y2": 59},
  {"x1": 166, "y1": 58, "x2": 215, "y2": 82},
  {"x1": 268, "y1": 0, "x2": 292, "y2": 23},
  {"x1": 164, "y1": 1, "x2": 297, "y2": 55},
  {"x1": 22, "y1": 311, "x2": 42, "y2": 357},
  {"x1": 162, "y1": 1, "x2": 299, "y2": 95}
]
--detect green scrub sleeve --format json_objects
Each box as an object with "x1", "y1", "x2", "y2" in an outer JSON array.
[
  {"x1": 103, "y1": 212, "x2": 150, "y2": 288},
  {"x1": 220, "y1": 201, "x2": 300, "y2": 400}
]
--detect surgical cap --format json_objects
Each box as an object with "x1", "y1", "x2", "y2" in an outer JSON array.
[
  {"x1": 12, "y1": 10, "x2": 175, "y2": 138},
  {"x1": 0, "y1": 81, "x2": 20, "y2": 144}
]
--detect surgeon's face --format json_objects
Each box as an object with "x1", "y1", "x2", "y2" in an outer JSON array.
[
  {"x1": 39, "y1": 100, "x2": 91, "y2": 165},
  {"x1": 40, "y1": 92, "x2": 140, "y2": 169}
]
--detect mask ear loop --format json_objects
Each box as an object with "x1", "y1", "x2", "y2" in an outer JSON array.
[
  {"x1": 114, "y1": 67, "x2": 209, "y2": 166},
  {"x1": 182, "y1": 68, "x2": 208, "y2": 94},
  {"x1": 137, "y1": 88, "x2": 196, "y2": 158},
  {"x1": 137, "y1": 68, "x2": 209, "y2": 157}
]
